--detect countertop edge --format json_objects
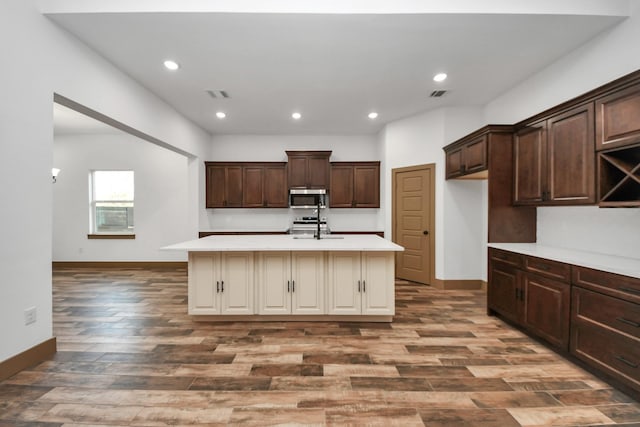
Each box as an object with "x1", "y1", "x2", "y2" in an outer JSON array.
[{"x1": 488, "y1": 243, "x2": 640, "y2": 280}]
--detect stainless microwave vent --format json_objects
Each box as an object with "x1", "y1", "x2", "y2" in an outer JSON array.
[
  {"x1": 430, "y1": 90, "x2": 447, "y2": 98},
  {"x1": 206, "y1": 90, "x2": 230, "y2": 99}
]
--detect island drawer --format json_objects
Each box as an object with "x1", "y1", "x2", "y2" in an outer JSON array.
[
  {"x1": 573, "y1": 266, "x2": 640, "y2": 304},
  {"x1": 571, "y1": 321, "x2": 640, "y2": 390},
  {"x1": 524, "y1": 256, "x2": 570, "y2": 282},
  {"x1": 572, "y1": 286, "x2": 640, "y2": 339}
]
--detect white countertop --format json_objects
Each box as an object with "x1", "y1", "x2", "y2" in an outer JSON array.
[
  {"x1": 163, "y1": 234, "x2": 404, "y2": 252},
  {"x1": 488, "y1": 243, "x2": 640, "y2": 279}
]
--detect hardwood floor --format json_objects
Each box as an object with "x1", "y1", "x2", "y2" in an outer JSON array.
[{"x1": 1, "y1": 266, "x2": 638, "y2": 426}]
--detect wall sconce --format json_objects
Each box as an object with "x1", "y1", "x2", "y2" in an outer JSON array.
[{"x1": 52, "y1": 168, "x2": 61, "y2": 183}]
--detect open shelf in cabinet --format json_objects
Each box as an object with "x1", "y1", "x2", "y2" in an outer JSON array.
[{"x1": 598, "y1": 144, "x2": 640, "y2": 207}]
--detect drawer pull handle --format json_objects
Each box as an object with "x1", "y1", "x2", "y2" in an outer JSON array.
[
  {"x1": 616, "y1": 317, "x2": 640, "y2": 328},
  {"x1": 615, "y1": 355, "x2": 638, "y2": 369},
  {"x1": 537, "y1": 265, "x2": 551, "y2": 271},
  {"x1": 620, "y1": 287, "x2": 640, "y2": 296}
]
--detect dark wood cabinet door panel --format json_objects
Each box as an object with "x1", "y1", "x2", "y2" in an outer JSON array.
[
  {"x1": 488, "y1": 262, "x2": 520, "y2": 323},
  {"x1": 287, "y1": 156, "x2": 308, "y2": 188},
  {"x1": 524, "y1": 256, "x2": 571, "y2": 282},
  {"x1": 445, "y1": 147, "x2": 464, "y2": 179},
  {"x1": 225, "y1": 166, "x2": 244, "y2": 207},
  {"x1": 206, "y1": 165, "x2": 226, "y2": 208},
  {"x1": 514, "y1": 123, "x2": 546, "y2": 205},
  {"x1": 329, "y1": 165, "x2": 353, "y2": 208},
  {"x1": 307, "y1": 156, "x2": 330, "y2": 188},
  {"x1": 596, "y1": 82, "x2": 640, "y2": 151},
  {"x1": 464, "y1": 136, "x2": 487, "y2": 174},
  {"x1": 572, "y1": 286, "x2": 640, "y2": 339},
  {"x1": 572, "y1": 266, "x2": 640, "y2": 304},
  {"x1": 547, "y1": 104, "x2": 595, "y2": 203},
  {"x1": 353, "y1": 165, "x2": 380, "y2": 208},
  {"x1": 243, "y1": 166, "x2": 264, "y2": 207},
  {"x1": 571, "y1": 322, "x2": 640, "y2": 391},
  {"x1": 264, "y1": 165, "x2": 288, "y2": 207},
  {"x1": 522, "y1": 273, "x2": 570, "y2": 350}
]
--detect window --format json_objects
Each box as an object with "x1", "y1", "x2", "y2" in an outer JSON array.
[{"x1": 90, "y1": 170, "x2": 134, "y2": 234}]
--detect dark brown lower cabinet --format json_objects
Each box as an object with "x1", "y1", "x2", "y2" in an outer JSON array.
[
  {"x1": 489, "y1": 248, "x2": 640, "y2": 398},
  {"x1": 488, "y1": 248, "x2": 570, "y2": 351},
  {"x1": 571, "y1": 272, "x2": 640, "y2": 394},
  {"x1": 522, "y1": 273, "x2": 570, "y2": 349}
]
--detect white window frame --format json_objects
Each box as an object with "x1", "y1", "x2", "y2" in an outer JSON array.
[{"x1": 89, "y1": 170, "x2": 135, "y2": 235}]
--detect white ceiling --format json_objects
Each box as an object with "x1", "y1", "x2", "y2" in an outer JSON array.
[{"x1": 44, "y1": 1, "x2": 629, "y2": 135}]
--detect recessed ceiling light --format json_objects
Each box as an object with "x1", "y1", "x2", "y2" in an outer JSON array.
[
  {"x1": 291, "y1": 112, "x2": 302, "y2": 120},
  {"x1": 433, "y1": 73, "x2": 447, "y2": 82},
  {"x1": 368, "y1": 112, "x2": 378, "y2": 119},
  {"x1": 216, "y1": 111, "x2": 226, "y2": 119},
  {"x1": 163, "y1": 60, "x2": 180, "y2": 71}
]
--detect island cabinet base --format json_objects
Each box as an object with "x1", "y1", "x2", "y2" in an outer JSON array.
[
  {"x1": 187, "y1": 249, "x2": 397, "y2": 322},
  {"x1": 190, "y1": 315, "x2": 393, "y2": 323}
]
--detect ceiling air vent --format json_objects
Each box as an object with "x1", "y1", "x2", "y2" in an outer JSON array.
[
  {"x1": 430, "y1": 90, "x2": 447, "y2": 98},
  {"x1": 206, "y1": 90, "x2": 230, "y2": 99}
]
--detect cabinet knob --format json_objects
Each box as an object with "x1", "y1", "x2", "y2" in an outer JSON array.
[{"x1": 423, "y1": 230, "x2": 429, "y2": 235}]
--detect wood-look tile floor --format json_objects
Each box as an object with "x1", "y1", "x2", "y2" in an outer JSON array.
[{"x1": 1, "y1": 266, "x2": 639, "y2": 426}]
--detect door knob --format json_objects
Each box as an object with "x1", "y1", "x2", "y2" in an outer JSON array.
[{"x1": 423, "y1": 230, "x2": 429, "y2": 235}]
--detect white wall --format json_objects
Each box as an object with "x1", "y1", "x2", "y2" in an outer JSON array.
[
  {"x1": 203, "y1": 134, "x2": 384, "y2": 232},
  {"x1": 381, "y1": 107, "x2": 485, "y2": 281},
  {"x1": 484, "y1": 1, "x2": 640, "y2": 259},
  {"x1": 0, "y1": 0, "x2": 210, "y2": 363},
  {"x1": 53, "y1": 133, "x2": 190, "y2": 261}
]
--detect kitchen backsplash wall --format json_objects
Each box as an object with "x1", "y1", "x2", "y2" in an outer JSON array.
[{"x1": 537, "y1": 206, "x2": 640, "y2": 259}]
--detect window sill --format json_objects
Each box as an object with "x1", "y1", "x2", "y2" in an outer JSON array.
[{"x1": 87, "y1": 234, "x2": 136, "y2": 240}]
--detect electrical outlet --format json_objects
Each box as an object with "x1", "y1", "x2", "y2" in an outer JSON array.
[{"x1": 24, "y1": 307, "x2": 37, "y2": 325}]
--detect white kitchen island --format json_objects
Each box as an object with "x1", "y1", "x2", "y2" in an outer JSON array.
[{"x1": 163, "y1": 234, "x2": 404, "y2": 322}]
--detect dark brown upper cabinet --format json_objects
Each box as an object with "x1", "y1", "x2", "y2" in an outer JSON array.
[
  {"x1": 206, "y1": 162, "x2": 287, "y2": 208},
  {"x1": 514, "y1": 103, "x2": 595, "y2": 206},
  {"x1": 329, "y1": 162, "x2": 380, "y2": 208},
  {"x1": 445, "y1": 135, "x2": 487, "y2": 179},
  {"x1": 443, "y1": 125, "x2": 536, "y2": 243},
  {"x1": 205, "y1": 163, "x2": 243, "y2": 208},
  {"x1": 286, "y1": 151, "x2": 331, "y2": 188},
  {"x1": 596, "y1": 82, "x2": 640, "y2": 151},
  {"x1": 242, "y1": 163, "x2": 288, "y2": 208}
]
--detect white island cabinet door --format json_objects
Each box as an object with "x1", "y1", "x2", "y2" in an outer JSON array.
[
  {"x1": 327, "y1": 252, "x2": 362, "y2": 315},
  {"x1": 362, "y1": 252, "x2": 395, "y2": 315},
  {"x1": 188, "y1": 253, "x2": 221, "y2": 315},
  {"x1": 257, "y1": 252, "x2": 291, "y2": 315},
  {"x1": 291, "y1": 251, "x2": 325, "y2": 315},
  {"x1": 220, "y1": 252, "x2": 255, "y2": 315}
]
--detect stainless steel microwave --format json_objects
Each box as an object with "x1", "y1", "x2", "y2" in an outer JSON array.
[{"x1": 289, "y1": 188, "x2": 326, "y2": 209}]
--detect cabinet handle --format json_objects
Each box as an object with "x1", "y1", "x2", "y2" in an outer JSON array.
[
  {"x1": 616, "y1": 317, "x2": 640, "y2": 328},
  {"x1": 538, "y1": 265, "x2": 551, "y2": 271},
  {"x1": 221, "y1": 280, "x2": 224, "y2": 292},
  {"x1": 362, "y1": 280, "x2": 366, "y2": 292},
  {"x1": 520, "y1": 287, "x2": 525, "y2": 301},
  {"x1": 358, "y1": 280, "x2": 361, "y2": 292},
  {"x1": 615, "y1": 355, "x2": 638, "y2": 368},
  {"x1": 292, "y1": 280, "x2": 295, "y2": 292},
  {"x1": 515, "y1": 288, "x2": 520, "y2": 300},
  {"x1": 216, "y1": 281, "x2": 220, "y2": 293},
  {"x1": 620, "y1": 287, "x2": 640, "y2": 295},
  {"x1": 287, "y1": 280, "x2": 291, "y2": 293}
]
